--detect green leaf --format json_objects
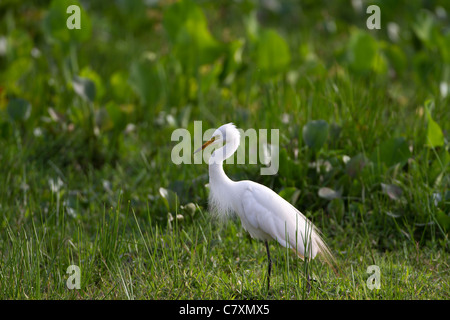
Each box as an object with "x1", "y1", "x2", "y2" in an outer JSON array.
[
  {"x1": 73, "y1": 76, "x2": 96, "y2": 103},
  {"x1": 163, "y1": 0, "x2": 201, "y2": 43},
  {"x1": 110, "y1": 71, "x2": 132, "y2": 101},
  {"x1": 43, "y1": 0, "x2": 92, "y2": 43},
  {"x1": 7, "y1": 98, "x2": 31, "y2": 122},
  {"x1": 429, "y1": 149, "x2": 450, "y2": 186},
  {"x1": 437, "y1": 32, "x2": 450, "y2": 64},
  {"x1": 105, "y1": 102, "x2": 127, "y2": 132},
  {"x1": 345, "y1": 153, "x2": 369, "y2": 178},
  {"x1": 129, "y1": 58, "x2": 161, "y2": 107},
  {"x1": 412, "y1": 10, "x2": 436, "y2": 47},
  {"x1": 302, "y1": 120, "x2": 329, "y2": 151},
  {"x1": 371, "y1": 137, "x2": 411, "y2": 167},
  {"x1": 163, "y1": 0, "x2": 223, "y2": 72},
  {"x1": 1, "y1": 31, "x2": 32, "y2": 87},
  {"x1": 80, "y1": 67, "x2": 104, "y2": 100},
  {"x1": 346, "y1": 29, "x2": 378, "y2": 74},
  {"x1": 425, "y1": 100, "x2": 444, "y2": 148},
  {"x1": 436, "y1": 209, "x2": 450, "y2": 232},
  {"x1": 278, "y1": 187, "x2": 301, "y2": 205},
  {"x1": 384, "y1": 44, "x2": 407, "y2": 75},
  {"x1": 254, "y1": 29, "x2": 291, "y2": 77}
]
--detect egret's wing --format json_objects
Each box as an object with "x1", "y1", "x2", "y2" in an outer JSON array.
[
  {"x1": 239, "y1": 181, "x2": 335, "y2": 268},
  {"x1": 240, "y1": 186, "x2": 285, "y2": 242},
  {"x1": 240, "y1": 183, "x2": 311, "y2": 257}
]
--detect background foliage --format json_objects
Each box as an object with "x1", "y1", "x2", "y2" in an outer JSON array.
[{"x1": 0, "y1": 0, "x2": 448, "y2": 299}]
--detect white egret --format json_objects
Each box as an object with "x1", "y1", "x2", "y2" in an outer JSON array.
[{"x1": 195, "y1": 123, "x2": 336, "y2": 291}]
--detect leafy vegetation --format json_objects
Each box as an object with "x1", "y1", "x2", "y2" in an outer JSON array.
[{"x1": 0, "y1": 0, "x2": 449, "y2": 299}]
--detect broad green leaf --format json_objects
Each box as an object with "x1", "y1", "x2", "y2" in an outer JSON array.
[
  {"x1": 384, "y1": 44, "x2": 407, "y2": 75},
  {"x1": 105, "y1": 102, "x2": 127, "y2": 132},
  {"x1": 429, "y1": 149, "x2": 450, "y2": 186},
  {"x1": 163, "y1": 0, "x2": 204, "y2": 42},
  {"x1": 7, "y1": 98, "x2": 31, "y2": 122},
  {"x1": 244, "y1": 11, "x2": 259, "y2": 42},
  {"x1": 346, "y1": 29, "x2": 378, "y2": 74},
  {"x1": 412, "y1": 10, "x2": 435, "y2": 47},
  {"x1": 425, "y1": 101, "x2": 444, "y2": 148},
  {"x1": 278, "y1": 187, "x2": 301, "y2": 205},
  {"x1": 0, "y1": 31, "x2": 33, "y2": 87},
  {"x1": 73, "y1": 76, "x2": 96, "y2": 103},
  {"x1": 114, "y1": 0, "x2": 147, "y2": 30},
  {"x1": 110, "y1": 71, "x2": 132, "y2": 101},
  {"x1": 129, "y1": 58, "x2": 161, "y2": 107},
  {"x1": 345, "y1": 153, "x2": 368, "y2": 178},
  {"x1": 436, "y1": 209, "x2": 450, "y2": 232},
  {"x1": 43, "y1": 0, "x2": 92, "y2": 43},
  {"x1": 6, "y1": 30, "x2": 33, "y2": 58},
  {"x1": 163, "y1": 0, "x2": 223, "y2": 72},
  {"x1": 80, "y1": 67, "x2": 104, "y2": 100},
  {"x1": 371, "y1": 137, "x2": 411, "y2": 167},
  {"x1": 302, "y1": 120, "x2": 329, "y2": 151},
  {"x1": 371, "y1": 51, "x2": 388, "y2": 75},
  {"x1": 437, "y1": 32, "x2": 450, "y2": 64},
  {"x1": 254, "y1": 29, "x2": 291, "y2": 77}
]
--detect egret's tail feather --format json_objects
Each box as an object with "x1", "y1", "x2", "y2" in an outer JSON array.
[
  {"x1": 313, "y1": 232, "x2": 339, "y2": 276},
  {"x1": 290, "y1": 224, "x2": 338, "y2": 276}
]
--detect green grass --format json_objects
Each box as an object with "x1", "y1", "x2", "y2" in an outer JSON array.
[
  {"x1": 0, "y1": 0, "x2": 449, "y2": 300},
  {"x1": 1, "y1": 197, "x2": 448, "y2": 299}
]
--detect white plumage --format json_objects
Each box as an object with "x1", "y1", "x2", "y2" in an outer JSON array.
[{"x1": 198, "y1": 123, "x2": 335, "y2": 290}]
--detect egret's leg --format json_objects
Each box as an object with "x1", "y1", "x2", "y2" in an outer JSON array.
[
  {"x1": 306, "y1": 274, "x2": 311, "y2": 294},
  {"x1": 265, "y1": 241, "x2": 272, "y2": 292}
]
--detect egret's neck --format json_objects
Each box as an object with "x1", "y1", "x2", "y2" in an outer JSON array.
[
  {"x1": 208, "y1": 140, "x2": 239, "y2": 219},
  {"x1": 209, "y1": 162, "x2": 231, "y2": 186},
  {"x1": 208, "y1": 139, "x2": 239, "y2": 185}
]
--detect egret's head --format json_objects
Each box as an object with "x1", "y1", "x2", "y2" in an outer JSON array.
[{"x1": 194, "y1": 123, "x2": 240, "y2": 154}]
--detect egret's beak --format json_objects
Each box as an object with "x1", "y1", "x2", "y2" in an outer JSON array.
[{"x1": 194, "y1": 136, "x2": 216, "y2": 154}]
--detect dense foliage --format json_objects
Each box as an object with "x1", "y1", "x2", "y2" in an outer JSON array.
[{"x1": 0, "y1": 0, "x2": 448, "y2": 299}]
